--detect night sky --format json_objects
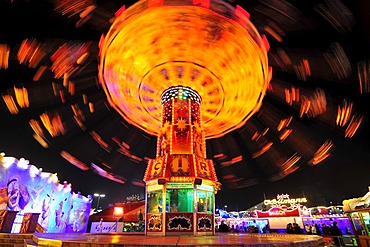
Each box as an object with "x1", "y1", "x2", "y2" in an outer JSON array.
[{"x1": 0, "y1": 0, "x2": 369, "y2": 211}]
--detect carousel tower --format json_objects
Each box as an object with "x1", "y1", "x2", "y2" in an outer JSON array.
[
  {"x1": 98, "y1": 0, "x2": 271, "y2": 236},
  {"x1": 143, "y1": 85, "x2": 219, "y2": 235}
]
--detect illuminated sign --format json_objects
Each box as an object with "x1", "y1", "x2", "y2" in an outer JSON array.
[
  {"x1": 90, "y1": 222, "x2": 124, "y2": 233},
  {"x1": 263, "y1": 194, "x2": 307, "y2": 206},
  {"x1": 196, "y1": 184, "x2": 214, "y2": 192},
  {"x1": 166, "y1": 182, "x2": 193, "y2": 189},
  {"x1": 256, "y1": 208, "x2": 300, "y2": 218},
  {"x1": 147, "y1": 185, "x2": 163, "y2": 192}
]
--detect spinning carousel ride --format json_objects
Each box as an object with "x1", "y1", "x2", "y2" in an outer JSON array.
[
  {"x1": 98, "y1": 0, "x2": 270, "y2": 235},
  {"x1": 1, "y1": 0, "x2": 368, "y2": 228}
]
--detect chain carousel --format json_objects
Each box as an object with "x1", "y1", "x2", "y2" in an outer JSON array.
[{"x1": 98, "y1": 0, "x2": 271, "y2": 236}]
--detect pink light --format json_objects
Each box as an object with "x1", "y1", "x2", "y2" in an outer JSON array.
[
  {"x1": 235, "y1": 5, "x2": 250, "y2": 19},
  {"x1": 115, "y1": 5, "x2": 126, "y2": 17}
]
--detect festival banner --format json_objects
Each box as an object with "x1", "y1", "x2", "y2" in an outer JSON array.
[{"x1": 256, "y1": 207, "x2": 300, "y2": 218}]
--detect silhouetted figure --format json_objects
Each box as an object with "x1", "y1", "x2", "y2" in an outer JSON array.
[
  {"x1": 313, "y1": 224, "x2": 322, "y2": 235},
  {"x1": 330, "y1": 222, "x2": 343, "y2": 246},
  {"x1": 230, "y1": 225, "x2": 235, "y2": 233},
  {"x1": 292, "y1": 223, "x2": 303, "y2": 234},
  {"x1": 218, "y1": 220, "x2": 230, "y2": 232},
  {"x1": 138, "y1": 209, "x2": 143, "y2": 222},
  {"x1": 286, "y1": 223, "x2": 293, "y2": 234},
  {"x1": 234, "y1": 225, "x2": 240, "y2": 233},
  {"x1": 262, "y1": 224, "x2": 269, "y2": 233},
  {"x1": 322, "y1": 224, "x2": 330, "y2": 235}
]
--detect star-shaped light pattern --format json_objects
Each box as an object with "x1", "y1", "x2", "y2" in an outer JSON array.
[
  {"x1": 176, "y1": 118, "x2": 187, "y2": 131},
  {"x1": 0, "y1": 0, "x2": 369, "y2": 207}
]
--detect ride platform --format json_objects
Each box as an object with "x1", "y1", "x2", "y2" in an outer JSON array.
[{"x1": 17, "y1": 232, "x2": 325, "y2": 247}]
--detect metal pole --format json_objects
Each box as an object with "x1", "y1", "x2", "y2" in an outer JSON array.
[
  {"x1": 97, "y1": 196, "x2": 101, "y2": 211},
  {"x1": 94, "y1": 193, "x2": 105, "y2": 212}
]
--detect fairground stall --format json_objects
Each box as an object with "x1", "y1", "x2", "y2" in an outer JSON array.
[
  {"x1": 216, "y1": 193, "x2": 310, "y2": 233},
  {"x1": 216, "y1": 209, "x2": 269, "y2": 233},
  {"x1": 256, "y1": 193, "x2": 311, "y2": 232},
  {"x1": 0, "y1": 153, "x2": 92, "y2": 233},
  {"x1": 217, "y1": 193, "x2": 354, "y2": 236},
  {"x1": 343, "y1": 186, "x2": 370, "y2": 246},
  {"x1": 88, "y1": 199, "x2": 145, "y2": 233},
  {"x1": 305, "y1": 205, "x2": 354, "y2": 235}
]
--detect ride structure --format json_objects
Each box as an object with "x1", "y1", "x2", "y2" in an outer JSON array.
[{"x1": 98, "y1": 0, "x2": 271, "y2": 235}]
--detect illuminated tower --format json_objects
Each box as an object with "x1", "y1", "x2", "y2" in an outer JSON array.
[
  {"x1": 98, "y1": 0, "x2": 271, "y2": 236},
  {"x1": 143, "y1": 86, "x2": 219, "y2": 235}
]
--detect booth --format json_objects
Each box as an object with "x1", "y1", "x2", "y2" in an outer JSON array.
[
  {"x1": 0, "y1": 154, "x2": 92, "y2": 233},
  {"x1": 216, "y1": 193, "x2": 310, "y2": 233},
  {"x1": 217, "y1": 193, "x2": 354, "y2": 238},
  {"x1": 88, "y1": 200, "x2": 145, "y2": 233},
  {"x1": 343, "y1": 186, "x2": 370, "y2": 246}
]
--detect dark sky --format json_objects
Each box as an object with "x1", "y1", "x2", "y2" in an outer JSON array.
[{"x1": 0, "y1": 0, "x2": 369, "y2": 211}]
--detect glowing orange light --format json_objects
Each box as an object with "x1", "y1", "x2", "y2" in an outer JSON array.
[
  {"x1": 277, "y1": 117, "x2": 292, "y2": 131},
  {"x1": 0, "y1": 44, "x2": 9, "y2": 69},
  {"x1": 279, "y1": 129, "x2": 292, "y2": 142},
  {"x1": 336, "y1": 99, "x2": 352, "y2": 127},
  {"x1": 113, "y1": 207, "x2": 124, "y2": 218},
  {"x1": 14, "y1": 86, "x2": 29, "y2": 108},
  {"x1": 264, "y1": 26, "x2": 283, "y2": 43},
  {"x1": 98, "y1": 0, "x2": 270, "y2": 139},
  {"x1": 34, "y1": 65, "x2": 48, "y2": 81},
  {"x1": 345, "y1": 115, "x2": 363, "y2": 138},
  {"x1": 309, "y1": 140, "x2": 334, "y2": 165},
  {"x1": 252, "y1": 142, "x2": 273, "y2": 158},
  {"x1": 280, "y1": 154, "x2": 301, "y2": 175},
  {"x1": 60, "y1": 150, "x2": 89, "y2": 171}
]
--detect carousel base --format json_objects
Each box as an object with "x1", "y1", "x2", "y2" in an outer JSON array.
[{"x1": 17, "y1": 232, "x2": 326, "y2": 247}]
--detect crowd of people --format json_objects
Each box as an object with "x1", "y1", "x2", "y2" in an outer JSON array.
[
  {"x1": 287, "y1": 221, "x2": 344, "y2": 246},
  {"x1": 286, "y1": 221, "x2": 343, "y2": 237}
]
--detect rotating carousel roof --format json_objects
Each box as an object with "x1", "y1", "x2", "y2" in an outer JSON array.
[
  {"x1": 98, "y1": 0, "x2": 270, "y2": 138},
  {"x1": 0, "y1": 0, "x2": 369, "y2": 208}
]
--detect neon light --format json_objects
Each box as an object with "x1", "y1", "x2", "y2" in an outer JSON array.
[{"x1": 264, "y1": 194, "x2": 307, "y2": 206}]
